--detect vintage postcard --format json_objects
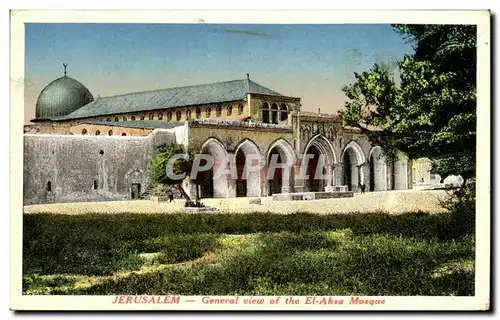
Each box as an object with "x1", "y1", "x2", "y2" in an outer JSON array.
[{"x1": 10, "y1": 10, "x2": 490, "y2": 311}]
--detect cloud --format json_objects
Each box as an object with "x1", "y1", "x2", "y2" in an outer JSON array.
[{"x1": 208, "y1": 26, "x2": 276, "y2": 39}]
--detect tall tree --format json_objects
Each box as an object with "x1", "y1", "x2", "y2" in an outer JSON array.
[{"x1": 340, "y1": 24, "x2": 476, "y2": 179}]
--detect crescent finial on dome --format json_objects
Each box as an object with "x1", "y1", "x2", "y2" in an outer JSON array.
[{"x1": 63, "y1": 63, "x2": 68, "y2": 76}]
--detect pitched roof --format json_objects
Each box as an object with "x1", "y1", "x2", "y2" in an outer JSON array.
[
  {"x1": 60, "y1": 78, "x2": 282, "y2": 120},
  {"x1": 80, "y1": 120, "x2": 184, "y2": 130}
]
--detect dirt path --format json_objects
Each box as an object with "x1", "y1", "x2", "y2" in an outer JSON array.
[{"x1": 24, "y1": 189, "x2": 448, "y2": 215}]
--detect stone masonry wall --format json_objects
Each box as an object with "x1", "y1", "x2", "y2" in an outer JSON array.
[{"x1": 23, "y1": 129, "x2": 176, "y2": 205}]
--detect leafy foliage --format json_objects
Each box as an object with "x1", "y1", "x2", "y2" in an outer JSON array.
[
  {"x1": 340, "y1": 24, "x2": 476, "y2": 179},
  {"x1": 149, "y1": 143, "x2": 198, "y2": 201}
]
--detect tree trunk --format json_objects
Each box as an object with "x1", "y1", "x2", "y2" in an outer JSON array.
[{"x1": 176, "y1": 184, "x2": 191, "y2": 201}]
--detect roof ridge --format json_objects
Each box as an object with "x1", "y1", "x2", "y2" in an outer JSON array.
[{"x1": 95, "y1": 79, "x2": 248, "y2": 100}]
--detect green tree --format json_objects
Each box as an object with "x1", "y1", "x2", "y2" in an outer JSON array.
[
  {"x1": 340, "y1": 24, "x2": 476, "y2": 179},
  {"x1": 149, "y1": 143, "x2": 200, "y2": 203}
]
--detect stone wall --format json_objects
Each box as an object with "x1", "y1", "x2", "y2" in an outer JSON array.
[{"x1": 23, "y1": 129, "x2": 176, "y2": 205}]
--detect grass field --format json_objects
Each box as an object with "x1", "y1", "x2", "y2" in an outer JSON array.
[{"x1": 23, "y1": 208, "x2": 475, "y2": 296}]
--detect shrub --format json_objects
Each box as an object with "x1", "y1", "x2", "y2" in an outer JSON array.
[{"x1": 439, "y1": 181, "x2": 476, "y2": 239}]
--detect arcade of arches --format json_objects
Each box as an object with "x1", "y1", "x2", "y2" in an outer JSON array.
[{"x1": 192, "y1": 135, "x2": 410, "y2": 199}]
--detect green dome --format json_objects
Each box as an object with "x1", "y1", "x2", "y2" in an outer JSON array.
[{"x1": 35, "y1": 76, "x2": 94, "y2": 119}]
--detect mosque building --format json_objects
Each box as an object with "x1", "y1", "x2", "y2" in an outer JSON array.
[{"x1": 23, "y1": 67, "x2": 413, "y2": 205}]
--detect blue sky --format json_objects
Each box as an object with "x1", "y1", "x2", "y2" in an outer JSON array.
[{"x1": 24, "y1": 23, "x2": 415, "y2": 123}]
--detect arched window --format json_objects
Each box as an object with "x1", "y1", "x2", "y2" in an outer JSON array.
[
  {"x1": 131, "y1": 116, "x2": 136, "y2": 121},
  {"x1": 82, "y1": 128, "x2": 87, "y2": 135},
  {"x1": 149, "y1": 113, "x2": 154, "y2": 120},
  {"x1": 158, "y1": 112, "x2": 163, "y2": 120},
  {"x1": 196, "y1": 108, "x2": 201, "y2": 119},
  {"x1": 186, "y1": 110, "x2": 191, "y2": 120},
  {"x1": 167, "y1": 112, "x2": 172, "y2": 121},
  {"x1": 95, "y1": 130, "x2": 101, "y2": 136},
  {"x1": 114, "y1": 117, "x2": 119, "y2": 122},
  {"x1": 271, "y1": 103, "x2": 278, "y2": 124},
  {"x1": 227, "y1": 105, "x2": 233, "y2": 116},
  {"x1": 106, "y1": 118, "x2": 112, "y2": 122},
  {"x1": 140, "y1": 115, "x2": 145, "y2": 121},
  {"x1": 93, "y1": 180, "x2": 98, "y2": 190},
  {"x1": 238, "y1": 104, "x2": 244, "y2": 115},
  {"x1": 176, "y1": 111, "x2": 182, "y2": 121},
  {"x1": 206, "y1": 107, "x2": 211, "y2": 118},
  {"x1": 122, "y1": 116, "x2": 127, "y2": 121},
  {"x1": 121, "y1": 132, "x2": 127, "y2": 136},
  {"x1": 108, "y1": 130, "x2": 113, "y2": 136},
  {"x1": 280, "y1": 104, "x2": 288, "y2": 122},
  {"x1": 262, "y1": 103, "x2": 270, "y2": 123},
  {"x1": 216, "y1": 106, "x2": 222, "y2": 117},
  {"x1": 46, "y1": 181, "x2": 52, "y2": 192}
]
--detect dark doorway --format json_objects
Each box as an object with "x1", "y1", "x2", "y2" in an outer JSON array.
[
  {"x1": 370, "y1": 158, "x2": 375, "y2": 191},
  {"x1": 343, "y1": 153, "x2": 353, "y2": 191},
  {"x1": 131, "y1": 183, "x2": 141, "y2": 199},
  {"x1": 199, "y1": 158, "x2": 214, "y2": 198},
  {"x1": 268, "y1": 148, "x2": 283, "y2": 195},
  {"x1": 236, "y1": 149, "x2": 247, "y2": 197},
  {"x1": 306, "y1": 145, "x2": 322, "y2": 192}
]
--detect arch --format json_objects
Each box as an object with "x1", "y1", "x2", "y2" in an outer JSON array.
[
  {"x1": 140, "y1": 115, "x2": 145, "y2": 120},
  {"x1": 200, "y1": 137, "x2": 228, "y2": 159},
  {"x1": 167, "y1": 111, "x2": 172, "y2": 121},
  {"x1": 186, "y1": 110, "x2": 191, "y2": 120},
  {"x1": 108, "y1": 130, "x2": 113, "y2": 136},
  {"x1": 81, "y1": 128, "x2": 87, "y2": 135},
  {"x1": 304, "y1": 134, "x2": 337, "y2": 165},
  {"x1": 200, "y1": 137, "x2": 229, "y2": 198},
  {"x1": 234, "y1": 139, "x2": 263, "y2": 161},
  {"x1": 368, "y1": 146, "x2": 387, "y2": 191},
  {"x1": 121, "y1": 132, "x2": 127, "y2": 136},
  {"x1": 262, "y1": 102, "x2": 270, "y2": 123},
  {"x1": 266, "y1": 138, "x2": 296, "y2": 195},
  {"x1": 106, "y1": 118, "x2": 112, "y2": 122},
  {"x1": 122, "y1": 116, "x2": 127, "y2": 121},
  {"x1": 234, "y1": 139, "x2": 263, "y2": 197},
  {"x1": 206, "y1": 107, "x2": 212, "y2": 118},
  {"x1": 158, "y1": 112, "x2": 163, "y2": 120},
  {"x1": 341, "y1": 140, "x2": 366, "y2": 191},
  {"x1": 227, "y1": 105, "x2": 233, "y2": 116},
  {"x1": 196, "y1": 108, "x2": 201, "y2": 119},
  {"x1": 216, "y1": 105, "x2": 222, "y2": 117},
  {"x1": 131, "y1": 116, "x2": 136, "y2": 121},
  {"x1": 238, "y1": 104, "x2": 244, "y2": 115},
  {"x1": 303, "y1": 134, "x2": 337, "y2": 191},
  {"x1": 148, "y1": 113, "x2": 154, "y2": 120},
  {"x1": 266, "y1": 138, "x2": 296, "y2": 167},
  {"x1": 114, "y1": 117, "x2": 119, "y2": 122},
  {"x1": 95, "y1": 130, "x2": 100, "y2": 136},
  {"x1": 176, "y1": 111, "x2": 182, "y2": 121},
  {"x1": 46, "y1": 181, "x2": 52, "y2": 192},
  {"x1": 340, "y1": 140, "x2": 366, "y2": 165}
]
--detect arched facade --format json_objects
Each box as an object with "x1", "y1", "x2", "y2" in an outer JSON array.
[
  {"x1": 266, "y1": 139, "x2": 296, "y2": 195},
  {"x1": 302, "y1": 135, "x2": 337, "y2": 192},
  {"x1": 340, "y1": 141, "x2": 366, "y2": 192},
  {"x1": 199, "y1": 138, "x2": 230, "y2": 198},
  {"x1": 234, "y1": 139, "x2": 263, "y2": 197}
]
